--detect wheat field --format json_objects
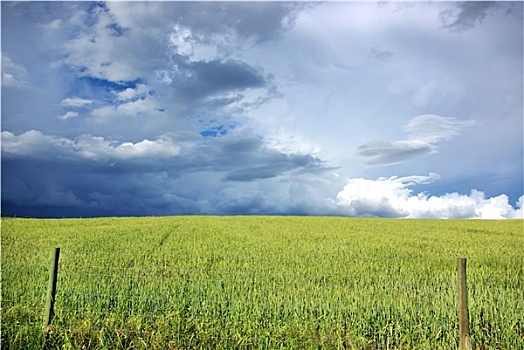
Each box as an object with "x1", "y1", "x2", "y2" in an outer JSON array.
[{"x1": 2, "y1": 216, "x2": 523, "y2": 349}]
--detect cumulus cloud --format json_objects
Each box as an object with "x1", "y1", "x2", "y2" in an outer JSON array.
[
  {"x1": 52, "y1": 1, "x2": 276, "y2": 124},
  {"x1": 1, "y1": 130, "x2": 180, "y2": 162},
  {"x1": 5, "y1": 1, "x2": 283, "y2": 144},
  {"x1": 60, "y1": 3, "x2": 150, "y2": 82},
  {"x1": 336, "y1": 173, "x2": 523, "y2": 219},
  {"x1": 58, "y1": 2, "x2": 303, "y2": 84},
  {"x1": 75, "y1": 135, "x2": 181, "y2": 161},
  {"x1": 357, "y1": 115, "x2": 477, "y2": 166}
]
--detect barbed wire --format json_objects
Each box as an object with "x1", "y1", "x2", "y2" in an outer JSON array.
[
  {"x1": 3, "y1": 250, "x2": 521, "y2": 320},
  {"x1": 4, "y1": 259, "x2": 521, "y2": 280},
  {"x1": 3, "y1": 244, "x2": 521, "y2": 348},
  {"x1": 5, "y1": 291, "x2": 520, "y2": 332},
  {"x1": 3, "y1": 266, "x2": 520, "y2": 289},
  {"x1": 4, "y1": 248, "x2": 523, "y2": 263},
  {"x1": 0, "y1": 267, "x2": 463, "y2": 284},
  {"x1": 3, "y1": 283, "x2": 521, "y2": 334},
  {"x1": 1, "y1": 303, "x2": 466, "y2": 331},
  {"x1": 3, "y1": 277, "x2": 524, "y2": 297}
]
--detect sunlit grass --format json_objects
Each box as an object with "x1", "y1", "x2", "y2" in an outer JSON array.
[{"x1": 2, "y1": 216, "x2": 523, "y2": 349}]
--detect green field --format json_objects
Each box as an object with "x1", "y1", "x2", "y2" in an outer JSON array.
[{"x1": 1, "y1": 216, "x2": 523, "y2": 349}]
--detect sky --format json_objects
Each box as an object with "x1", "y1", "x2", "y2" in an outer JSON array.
[{"x1": 1, "y1": 1, "x2": 523, "y2": 219}]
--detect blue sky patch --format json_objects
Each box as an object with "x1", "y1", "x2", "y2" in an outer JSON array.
[
  {"x1": 80, "y1": 77, "x2": 144, "y2": 91},
  {"x1": 200, "y1": 125, "x2": 229, "y2": 138}
]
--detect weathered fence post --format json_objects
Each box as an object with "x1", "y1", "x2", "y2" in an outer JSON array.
[
  {"x1": 43, "y1": 247, "x2": 60, "y2": 333},
  {"x1": 457, "y1": 258, "x2": 472, "y2": 350}
]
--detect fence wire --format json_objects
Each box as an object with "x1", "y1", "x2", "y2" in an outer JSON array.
[{"x1": 3, "y1": 250, "x2": 522, "y2": 321}]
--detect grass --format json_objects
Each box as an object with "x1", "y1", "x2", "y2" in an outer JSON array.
[{"x1": 1, "y1": 216, "x2": 523, "y2": 349}]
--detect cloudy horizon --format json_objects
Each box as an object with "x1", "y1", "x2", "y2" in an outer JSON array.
[{"x1": 2, "y1": 1, "x2": 523, "y2": 219}]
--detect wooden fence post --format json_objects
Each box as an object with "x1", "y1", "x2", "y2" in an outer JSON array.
[
  {"x1": 457, "y1": 258, "x2": 472, "y2": 350},
  {"x1": 43, "y1": 247, "x2": 60, "y2": 333}
]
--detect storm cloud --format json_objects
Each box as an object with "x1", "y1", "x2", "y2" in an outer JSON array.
[{"x1": 2, "y1": 2, "x2": 522, "y2": 218}]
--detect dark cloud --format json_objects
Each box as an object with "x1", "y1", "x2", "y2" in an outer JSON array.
[
  {"x1": 216, "y1": 192, "x2": 269, "y2": 215},
  {"x1": 221, "y1": 137, "x2": 261, "y2": 154},
  {"x1": 167, "y1": 2, "x2": 310, "y2": 43},
  {"x1": 224, "y1": 154, "x2": 326, "y2": 182},
  {"x1": 182, "y1": 135, "x2": 331, "y2": 181},
  {"x1": 56, "y1": 1, "x2": 307, "y2": 83},
  {"x1": 439, "y1": 2, "x2": 497, "y2": 32},
  {"x1": 1, "y1": 157, "x2": 205, "y2": 217},
  {"x1": 1, "y1": 129, "x2": 332, "y2": 217},
  {"x1": 2, "y1": 2, "x2": 522, "y2": 219},
  {"x1": 175, "y1": 59, "x2": 267, "y2": 102}
]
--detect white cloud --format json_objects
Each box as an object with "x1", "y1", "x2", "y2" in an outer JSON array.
[
  {"x1": 57, "y1": 111, "x2": 78, "y2": 121},
  {"x1": 1, "y1": 53, "x2": 30, "y2": 88},
  {"x1": 114, "y1": 84, "x2": 149, "y2": 101},
  {"x1": 90, "y1": 96, "x2": 162, "y2": 121},
  {"x1": 357, "y1": 115, "x2": 477, "y2": 166},
  {"x1": 336, "y1": 173, "x2": 523, "y2": 219},
  {"x1": 1, "y1": 130, "x2": 74, "y2": 157},
  {"x1": 404, "y1": 114, "x2": 478, "y2": 144},
  {"x1": 41, "y1": 19, "x2": 63, "y2": 31},
  {"x1": 60, "y1": 97, "x2": 92, "y2": 108},
  {"x1": 75, "y1": 134, "x2": 180, "y2": 161},
  {"x1": 1, "y1": 130, "x2": 180, "y2": 162},
  {"x1": 167, "y1": 23, "x2": 221, "y2": 62},
  {"x1": 356, "y1": 140, "x2": 435, "y2": 166},
  {"x1": 59, "y1": 4, "x2": 156, "y2": 82}
]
